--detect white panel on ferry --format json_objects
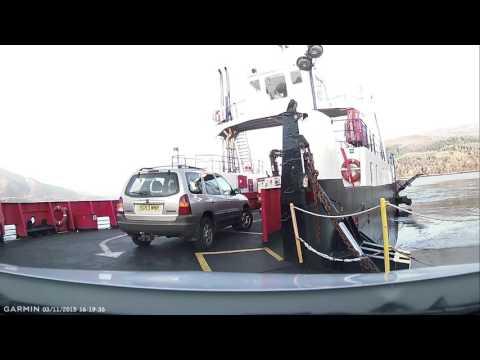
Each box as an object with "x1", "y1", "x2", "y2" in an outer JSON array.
[
  {"x1": 97, "y1": 216, "x2": 111, "y2": 230},
  {"x1": 3, "y1": 224, "x2": 17, "y2": 241}
]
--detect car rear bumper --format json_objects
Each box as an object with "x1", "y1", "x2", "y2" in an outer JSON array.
[{"x1": 117, "y1": 214, "x2": 200, "y2": 237}]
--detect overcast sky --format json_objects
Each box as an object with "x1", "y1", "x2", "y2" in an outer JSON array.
[{"x1": 0, "y1": 45, "x2": 478, "y2": 198}]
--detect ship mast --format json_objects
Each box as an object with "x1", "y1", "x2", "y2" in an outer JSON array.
[{"x1": 295, "y1": 45, "x2": 324, "y2": 110}]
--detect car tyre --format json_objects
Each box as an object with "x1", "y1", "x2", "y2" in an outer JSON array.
[
  {"x1": 233, "y1": 208, "x2": 253, "y2": 231},
  {"x1": 131, "y1": 233, "x2": 153, "y2": 247},
  {"x1": 195, "y1": 216, "x2": 214, "y2": 251}
]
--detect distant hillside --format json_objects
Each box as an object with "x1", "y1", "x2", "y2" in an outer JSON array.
[
  {"x1": 0, "y1": 168, "x2": 103, "y2": 202},
  {"x1": 385, "y1": 124, "x2": 480, "y2": 178}
]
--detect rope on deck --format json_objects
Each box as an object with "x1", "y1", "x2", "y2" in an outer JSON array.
[
  {"x1": 298, "y1": 234, "x2": 435, "y2": 266},
  {"x1": 296, "y1": 236, "x2": 366, "y2": 263},
  {"x1": 293, "y1": 203, "x2": 479, "y2": 222},
  {"x1": 291, "y1": 200, "x2": 477, "y2": 265},
  {"x1": 292, "y1": 205, "x2": 380, "y2": 218}
]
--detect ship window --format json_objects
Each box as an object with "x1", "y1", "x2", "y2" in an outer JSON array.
[
  {"x1": 249, "y1": 79, "x2": 261, "y2": 92},
  {"x1": 265, "y1": 74, "x2": 288, "y2": 100},
  {"x1": 290, "y1": 70, "x2": 302, "y2": 84}
]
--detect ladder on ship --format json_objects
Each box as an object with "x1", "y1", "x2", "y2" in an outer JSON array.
[
  {"x1": 235, "y1": 132, "x2": 253, "y2": 173},
  {"x1": 222, "y1": 131, "x2": 253, "y2": 174},
  {"x1": 223, "y1": 137, "x2": 239, "y2": 173}
]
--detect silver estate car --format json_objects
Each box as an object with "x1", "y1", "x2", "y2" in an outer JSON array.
[{"x1": 116, "y1": 165, "x2": 253, "y2": 250}]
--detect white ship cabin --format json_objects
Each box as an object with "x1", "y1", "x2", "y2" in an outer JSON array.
[{"x1": 215, "y1": 47, "x2": 396, "y2": 188}]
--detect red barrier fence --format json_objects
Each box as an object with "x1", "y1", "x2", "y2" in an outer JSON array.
[{"x1": 0, "y1": 200, "x2": 118, "y2": 238}]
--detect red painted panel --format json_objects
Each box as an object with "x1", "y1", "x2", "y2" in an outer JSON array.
[
  {"x1": 0, "y1": 203, "x2": 4, "y2": 236},
  {"x1": 248, "y1": 179, "x2": 254, "y2": 192},
  {"x1": 238, "y1": 175, "x2": 248, "y2": 189},
  {"x1": 244, "y1": 192, "x2": 260, "y2": 210},
  {"x1": 16, "y1": 204, "x2": 27, "y2": 237},
  {"x1": 260, "y1": 188, "x2": 281, "y2": 243},
  {"x1": 74, "y1": 214, "x2": 97, "y2": 230}
]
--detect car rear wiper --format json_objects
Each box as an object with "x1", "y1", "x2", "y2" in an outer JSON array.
[{"x1": 129, "y1": 191, "x2": 150, "y2": 196}]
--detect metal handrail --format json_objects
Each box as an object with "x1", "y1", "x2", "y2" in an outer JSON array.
[{"x1": 169, "y1": 153, "x2": 265, "y2": 174}]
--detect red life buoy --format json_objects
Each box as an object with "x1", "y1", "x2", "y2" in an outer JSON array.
[
  {"x1": 341, "y1": 158, "x2": 361, "y2": 184},
  {"x1": 53, "y1": 205, "x2": 68, "y2": 227}
]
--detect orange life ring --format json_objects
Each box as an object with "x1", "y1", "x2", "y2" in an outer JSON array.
[
  {"x1": 53, "y1": 205, "x2": 68, "y2": 227},
  {"x1": 341, "y1": 158, "x2": 361, "y2": 183}
]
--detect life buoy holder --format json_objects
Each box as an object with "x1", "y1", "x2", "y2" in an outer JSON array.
[
  {"x1": 341, "y1": 158, "x2": 361, "y2": 184},
  {"x1": 53, "y1": 205, "x2": 68, "y2": 227}
]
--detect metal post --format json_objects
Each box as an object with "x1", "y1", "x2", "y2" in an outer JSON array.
[
  {"x1": 380, "y1": 197, "x2": 390, "y2": 274},
  {"x1": 222, "y1": 139, "x2": 226, "y2": 172},
  {"x1": 289, "y1": 203, "x2": 303, "y2": 264},
  {"x1": 280, "y1": 107, "x2": 306, "y2": 262}
]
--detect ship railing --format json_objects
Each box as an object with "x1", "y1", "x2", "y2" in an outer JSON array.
[
  {"x1": 289, "y1": 199, "x2": 479, "y2": 273},
  {"x1": 171, "y1": 154, "x2": 265, "y2": 175},
  {"x1": 213, "y1": 99, "x2": 247, "y2": 124},
  {"x1": 331, "y1": 117, "x2": 382, "y2": 156}
]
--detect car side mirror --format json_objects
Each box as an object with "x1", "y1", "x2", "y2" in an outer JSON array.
[{"x1": 230, "y1": 189, "x2": 239, "y2": 196}]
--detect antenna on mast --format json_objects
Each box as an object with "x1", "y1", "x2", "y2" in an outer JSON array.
[{"x1": 374, "y1": 112, "x2": 386, "y2": 161}]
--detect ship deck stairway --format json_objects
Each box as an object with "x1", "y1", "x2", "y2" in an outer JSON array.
[{"x1": 234, "y1": 131, "x2": 253, "y2": 173}]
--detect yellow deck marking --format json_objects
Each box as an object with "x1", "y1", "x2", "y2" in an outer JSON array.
[
  {"x1": 263, "y1": 247, "x2": 284, "y2": 262},
  {"x1": 194, "y1": 247, "x2": 284, "y2": 272},
  {"x1": 198, "y1": 247, "x2": 265, "y2": 256},
  {"x1": 194, "y1": 253, "x2": 212, "y2": 272}
]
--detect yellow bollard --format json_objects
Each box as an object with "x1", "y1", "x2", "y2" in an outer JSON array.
[
  {"x1": 380, "y1": 198, "x2": 390, "y2": 274},
  {"x1": 289, "y1": 203, "x2": 304, "y2": 264}
]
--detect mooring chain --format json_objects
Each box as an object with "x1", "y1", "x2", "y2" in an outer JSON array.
[{"x1": 300, "y1": 144, "x2": 379, "y2": 273}]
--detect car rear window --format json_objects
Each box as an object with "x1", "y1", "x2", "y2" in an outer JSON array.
[{"x1": 125, "y1": 172, "x2": 179, "y2": 198}]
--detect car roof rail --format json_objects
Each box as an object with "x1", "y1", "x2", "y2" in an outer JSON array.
[
  {"x1": 137, "y1": 165, "x2": 172, "y2": 172},
  {"x1": 177, "y1": 165, "x2": 205, "y2": 170},
  {"x1": 137, "y1": 164, "x2": 206, "y2": 173}
]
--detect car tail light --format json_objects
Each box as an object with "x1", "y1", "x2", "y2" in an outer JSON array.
[
  {"x1": 178, "y1": 194, "x2": 192, "y2": 216},
  {"x1": 117, "y1": 197, "x2": 124, "y2": 214}
]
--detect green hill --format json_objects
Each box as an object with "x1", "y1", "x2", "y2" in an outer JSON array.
[{"x1": 386, "y1": 134, "x2": 479, "y2": 178}]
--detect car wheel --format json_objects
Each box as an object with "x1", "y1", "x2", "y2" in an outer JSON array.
[
  {"x1": 233, "y1": 208, "x2": 253, "y2": 231},
  {"x1": 131, "y1": 233, "x2": 153, "y2": 247},
  {"x1": 195, "y1": 217, "x2": 214, "y2": 251}
]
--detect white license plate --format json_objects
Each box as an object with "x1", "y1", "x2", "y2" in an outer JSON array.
[{"x1": 135, "y1": 204, "x2": 163, "y2": 214}]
